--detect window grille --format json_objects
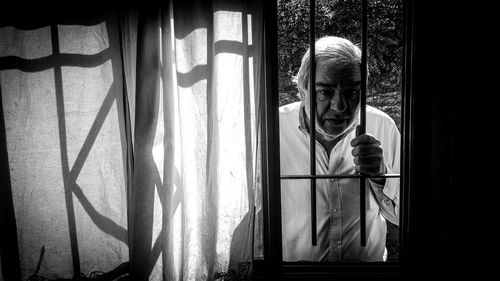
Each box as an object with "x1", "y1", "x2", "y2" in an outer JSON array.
[{"x1": 256, "y1": 0, "x2": 412, "y2": 278}]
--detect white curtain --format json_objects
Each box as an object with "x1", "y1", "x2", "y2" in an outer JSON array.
[
  {"x1": 0, "y1": 18, "x2": 129, "y2": 280},
  {"x1": 0, "y1": 1, "x2": 263, "y2": 280}
]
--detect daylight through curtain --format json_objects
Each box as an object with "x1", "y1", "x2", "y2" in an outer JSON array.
[{"x1": 0, "y1": 1, "x2": 263, "y2": 280}]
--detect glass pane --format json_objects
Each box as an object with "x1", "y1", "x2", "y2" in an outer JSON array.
[{"x1": 278, "y1": 0, "x2": 403, "y2": 262}]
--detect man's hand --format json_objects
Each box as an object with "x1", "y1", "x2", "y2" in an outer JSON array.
[{"x1": 350, "y1": 126, "x2": 386, "y2": 177}]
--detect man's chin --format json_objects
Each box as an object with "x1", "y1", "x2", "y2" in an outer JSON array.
[
  {"x1": 324, "y1": 131, "x2": 344, "y2": 139},
  {"x1": 317, "y1": 127, "x2": 344, "y2": 141},
  {"x1": 319, "y1": 122, "x2": 356, "y2": 140}
]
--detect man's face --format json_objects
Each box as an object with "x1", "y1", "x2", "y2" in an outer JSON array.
[{"x1": 303, "y1": 59, "x2": 361, "y2": 139}]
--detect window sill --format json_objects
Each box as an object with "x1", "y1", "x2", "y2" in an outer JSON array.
[{"x1": 252, "y1": 259, "x2": 400, "y2": 281}]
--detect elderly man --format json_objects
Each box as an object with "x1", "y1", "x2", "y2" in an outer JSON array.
[{"x1": 279, "y1": 36, "x2": 400, "y2": 262}]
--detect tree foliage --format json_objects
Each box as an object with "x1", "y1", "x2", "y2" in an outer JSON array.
[{"x1": 278, "y1": 0, "x2": 403, "y2": 130}]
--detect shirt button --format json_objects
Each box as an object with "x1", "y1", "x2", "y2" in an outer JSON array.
[
  {"x1": 333, "y1": 208, "x2": 338, "y2": 213},
  {"x1": 330, "y1": 179, "x2": 335, "y2": 183},
  {"x1": 336, "y1": 241, "x2": 342, "y2": 247}
]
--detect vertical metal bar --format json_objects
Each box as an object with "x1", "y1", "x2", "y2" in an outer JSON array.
[
  {"x1": 309, "y1": 0, "x2": 317, "y2": 247},
  {"x1": 262, "y1": 0, "x2": 282, "y2": 270},
  {"x1": 400, "y1": 0, "x2": 415, "y2": 265},
  {"x1": 359, "y1": 0, "x2": 368, "y2": 247}
]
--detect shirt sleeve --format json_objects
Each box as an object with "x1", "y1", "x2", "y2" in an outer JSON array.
[
  {"x1": 369, "y1": 174, "x2": 399, "y2": 226},
  {"x1": 370, "y1": 120, "x2": 400, "y2": 226}
]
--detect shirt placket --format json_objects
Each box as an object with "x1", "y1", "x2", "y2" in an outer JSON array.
[{"x1": 328, "y1": 146, "x2": 344, "y2": 261}]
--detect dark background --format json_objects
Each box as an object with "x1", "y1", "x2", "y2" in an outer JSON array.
[{"x1": 405, "y1": 0, "x2": 494, "y2": 279}]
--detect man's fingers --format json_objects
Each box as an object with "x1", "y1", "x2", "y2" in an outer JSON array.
[
  {"x1": 354, "y1": 154, "x2": 382, "y2": 165},
  {"x1": 352, "y1": 127, "x2": 385, "y2": 176},
  {"x1": 354, "y1": 163, "x2": 384, "y2": 176},
  {"x1": 350, "y1": 133, "x2": 380, "y2": 147},
  {"x1": 351, "y1": 145, "x2": 382, "y2": 156}
]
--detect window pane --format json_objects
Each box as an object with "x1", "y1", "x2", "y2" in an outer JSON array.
[{"x1": 277, "y1": 0, "x2": 402, "y2": 262}]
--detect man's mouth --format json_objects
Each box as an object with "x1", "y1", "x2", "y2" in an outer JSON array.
[{"x1": 325, "y1": 118, "x2": 347, "y2": 126}]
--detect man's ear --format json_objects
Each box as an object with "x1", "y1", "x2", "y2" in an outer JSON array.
[{"x1": 299, "y1": 89, "x2": 306, "y2": 100}]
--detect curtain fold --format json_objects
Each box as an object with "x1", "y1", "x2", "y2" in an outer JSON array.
[
  {"x1": 130, "y1": 5, "x2": 162, "y2": 281},
  {"x1": 0, "y1": 1, "x2": 262, "y2": 280},
  {"x1": 0, "y1": 71, "x2": 22, "y2": 281},
  {"x1": 126, "y1": 1, "x2": 263, "y2": 280}
]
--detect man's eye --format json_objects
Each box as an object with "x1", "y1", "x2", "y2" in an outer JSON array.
[
  {"x1": 319, "y1": 89, "x2": 334, "y2": 95},
  {"x1": 344, "y1": 89, "x2": 360, "y2": 99},
  {"x1": 316, "y1": 89, "x2": 331, "y2": 100}
]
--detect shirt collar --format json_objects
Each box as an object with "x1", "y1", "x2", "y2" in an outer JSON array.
[{"x1": 298, "y1": 102, "x2": 308, "y2": 134}]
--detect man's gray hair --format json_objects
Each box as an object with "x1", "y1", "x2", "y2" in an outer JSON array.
[{"x1": 293, "y1": 36, "x2": 363, "y2": 96}]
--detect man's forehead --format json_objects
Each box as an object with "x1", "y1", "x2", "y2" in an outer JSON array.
[
  {"x1": 316, "y1": 63, "x2": 361, "y2": 85},
  {"x1": 315, "y1": 81, "x2": 361, "y2": 88}
]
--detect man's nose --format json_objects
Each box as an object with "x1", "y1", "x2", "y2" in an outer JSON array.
[{"x1": 329, "y1": 92, "x2": 346, "y2": 112}]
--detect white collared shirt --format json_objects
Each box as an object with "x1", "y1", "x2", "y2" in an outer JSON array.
[{"x1": 279, "y1": 102, "x2": 400, "y2": 262}]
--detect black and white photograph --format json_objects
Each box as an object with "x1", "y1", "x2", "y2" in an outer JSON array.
[{"x1": 0, "y1": 0, "x2": 492, "y2": 280}]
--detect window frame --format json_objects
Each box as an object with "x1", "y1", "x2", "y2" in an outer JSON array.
[{"x1": 253, "y1": 0, "x2": 414, "y2": 279}]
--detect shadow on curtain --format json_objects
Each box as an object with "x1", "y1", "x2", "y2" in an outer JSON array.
[
  {"x1": 0, "y1": 10, "x2": 133, "y2": 281},
  {"x1": 0, "y1": 0, "x2": 263, "y2": 280}
]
